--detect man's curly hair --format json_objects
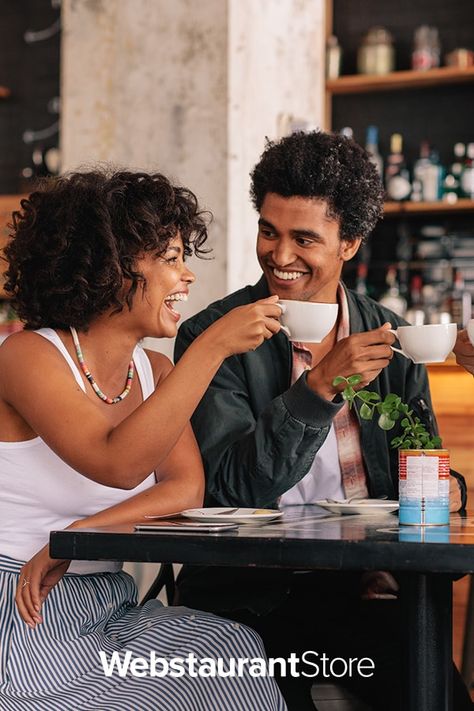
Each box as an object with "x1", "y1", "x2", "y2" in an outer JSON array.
[
  {"x1": 3, "y1": 169, "x2": 210, "y2": 330},
  {"x1": 250, "y1": 130, "x2": 384, "y2": 242}
]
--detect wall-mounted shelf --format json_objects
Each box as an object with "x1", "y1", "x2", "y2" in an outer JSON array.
[
  {"x1": 326, "y1": 66, "x2": 474, "y2": 96},
  {"x1": 384, "y1": 199, "x2": 474, "y2": 217}
]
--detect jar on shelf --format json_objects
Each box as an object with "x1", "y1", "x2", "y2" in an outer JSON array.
[
  {"x1": 412, "y1": 26, "x2": 441, "y2": 71},
  {"x1": 357, "y1": 27, "x2": 395, "y2": 75}
]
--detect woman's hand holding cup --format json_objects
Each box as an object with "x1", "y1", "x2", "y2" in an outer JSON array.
[
  {"x1": 454, "y1": 321, "x2": 474, "y2": 375},
  {"x1": 206, "y1": 296, "x2": 283, "y2": 358}
]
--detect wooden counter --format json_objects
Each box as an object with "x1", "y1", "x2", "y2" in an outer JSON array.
[{"x1": 428, "y1": 359, "x2": 474, "y2": 416}]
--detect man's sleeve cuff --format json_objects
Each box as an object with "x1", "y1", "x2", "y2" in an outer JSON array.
[{"x1": 282, "y1": 372, "x2": 344, "y2": 428}]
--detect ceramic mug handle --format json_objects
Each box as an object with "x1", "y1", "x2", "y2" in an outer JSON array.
[
  {"x1": 388, "y1": 328, "x2": 410, "y2": 360},
  {"x1": 277, "y1": 302, "x2": 290, "y2": 338}
]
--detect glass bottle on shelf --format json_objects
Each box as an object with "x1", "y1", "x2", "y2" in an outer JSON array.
[
  {"x1": 442, "y1": 143, "x2": 466, "y2": 203},
  {"x1": 355, "y1": 262, "x2": 369, "y2": 296},
  {"x1": 326, "y1": 35, "x2": 342, "y2": 79},
  {"x1": 448, "y1": 269, "x2": 472, "y2": 328},
  {"x1": 379, "y1": 266, "x2": 407, "y2": 317},
  {"x1": 413, "y1": 141, "x2": 431, "y2": 199},
  {"x1": 426, "y1": 147, "x2": 444, "y2": 202},
  {"x1": 412, "y1": 141, "x2": 443, "y2": 202},
  {"x1": 460, "y1": 143, "x2": 474, "y2": 199},
  {"x1": 385, "y1": 134, "x2": 411, "y2": 201},
  {"x1": 410, "y1": 180, "x2": 423, "y2": 202},
  {"x1": 365, "y1": 125, "x2": 383, "y2": 178},
  {"x1": 406, "y1": 274, "x2": 425, "y2": 325}
]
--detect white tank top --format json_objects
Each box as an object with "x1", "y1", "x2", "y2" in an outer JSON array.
[{"x1": 0, "y1": 328, "x2": 156, "y2": 574}]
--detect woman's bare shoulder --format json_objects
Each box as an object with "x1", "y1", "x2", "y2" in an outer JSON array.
[
  {"x1": 0, "y1": 330, "x2": 55, "y2": 363},
  {"x1": 0, "y1": 330, "x2": 75, "y2": 404},
  {"x1": 143, "y1": 348, "x2": 174, "y2": 385}
]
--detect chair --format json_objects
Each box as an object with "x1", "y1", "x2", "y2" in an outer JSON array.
[
  {"x1": 140, "y1": 563, "x2": 176, "y2": 606},
  {"x1": 462, "y1": 575, "x2": 474, "y2": 690}
]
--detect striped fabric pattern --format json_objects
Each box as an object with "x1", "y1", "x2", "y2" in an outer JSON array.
[{"x1": 0, "y1": 556, "x2": 286, "y2": 710}]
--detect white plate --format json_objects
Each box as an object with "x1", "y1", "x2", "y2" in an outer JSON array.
[
  {"x1": 315, "y1": 499, "x2": 399, "y2": 516},
  {"x1": 181, "y1": 507, "x2": 283, "y2": 524}
]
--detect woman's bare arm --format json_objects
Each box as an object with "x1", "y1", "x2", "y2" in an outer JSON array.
[{"x1": 0, "y1": 297, "x2": 281, "y2": 489}]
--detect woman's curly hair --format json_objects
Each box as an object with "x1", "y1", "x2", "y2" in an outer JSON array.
[
  {"x1": 3, "y1": 169, "x2": 210, "y2": 330},
  {"x1": 250, "y1": 130, "x2": 384, "y2": 242}
]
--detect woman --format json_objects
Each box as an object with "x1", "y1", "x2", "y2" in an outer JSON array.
[{"x1": 0, "y1": 170, "x2": 285, "y2": 710}]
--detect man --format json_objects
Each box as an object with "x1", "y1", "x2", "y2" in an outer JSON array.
[
  {"x1": 455, "y1": 329, "x2": 474, "y2": 375},
  {"x1": 174, "y1": 131, "x2": 471, "y2": 710}
]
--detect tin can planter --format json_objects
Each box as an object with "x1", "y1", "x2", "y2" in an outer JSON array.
[{"x1": 398, "y1": 449, "x2": 450, "y2": 525}]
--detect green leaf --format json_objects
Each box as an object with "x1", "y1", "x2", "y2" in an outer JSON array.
[
  {"x1": 398, "y1": 403, "x2": 409, "y2": 414},
  {"x1": 342, "y1": 387, "x2": 356, "y2": 402},
  {"x1": 378, "y1": 413, "x2": 396, "y2": 431},
  {"x1": 389, "y1": 410, "x2": 400, "y2": 421},
  {"x1": 347, "y1": 374, "x2": 362, "y2": 386},
  {"x1": 400, "y1": 418, "x2": 410, "y2": 428},
  {"x1": 367, "y1": 392, "x2": 381, "y2": 402},
  {"x1": 332, "y1": 376, "x2": 347, "y2": 387},
  {"x1": 359, "y1": 402, "x2": 373, "y2": 420},
  {"x1": 384, "y1": 394, "x2": 399, "y2": 405},
  {"x1": 390, "y1": 436, "x2": 403, "y2": 448},
  {"x1": 431, "y1": 435, "x2": 442, "y2": 448},
  {"x1": 356, "y1": 389, "x2": 372, "y2": 401}
]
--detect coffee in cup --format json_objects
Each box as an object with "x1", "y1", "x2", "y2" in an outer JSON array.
[
  {"x1": 389, "y1": 323, "x2": 457, "y2": 364},
  {"x1": 278, "y1": 300, "x2": 338, "y2": 343}
]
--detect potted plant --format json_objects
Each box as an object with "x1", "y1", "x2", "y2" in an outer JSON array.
[{"x1": 332, "y1": 375, "x2": 450, "y2": 525}]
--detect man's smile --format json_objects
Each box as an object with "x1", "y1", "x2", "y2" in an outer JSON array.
[{"x1": 271, "y1": 267, "x2": 309, "y2": 282}]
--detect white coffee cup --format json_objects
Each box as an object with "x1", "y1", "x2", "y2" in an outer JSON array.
[
  {"x1": 467, "y1": 319, "x2": 474, "y2": 346},
  {"x1": 389, "y1": 323, "x2": 457, "y2": 364},
  {"x1": 278, "y1": 300, "x2": 338, "y2": 343}
]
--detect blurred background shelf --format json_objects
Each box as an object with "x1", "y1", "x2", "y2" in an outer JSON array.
[
  {"x1": 327, "y1": 66, "x2": 474, "y2": 94},
  {"x1": 384, "y1": 199, "x2": 474, "y2": 216}
]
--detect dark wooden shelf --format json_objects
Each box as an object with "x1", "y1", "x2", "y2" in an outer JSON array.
[
  {"x1": 383, "y1": 199, "x2": 474, "y2": 216},
  {"x1": 326, "y1": 66, "x2": 474, "y2": 95}
]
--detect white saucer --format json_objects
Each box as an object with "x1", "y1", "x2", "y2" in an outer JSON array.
[
  {"x1": 181, "y1": 507, "x2": 283, "y2": 524},
  {"x1": 315, "y1": 499, "x2": 399, "y2": 516}
]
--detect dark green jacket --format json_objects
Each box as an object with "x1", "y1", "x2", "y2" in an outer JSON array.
[{"x1": 174, "y1": 277, "x2": 466, "y2": 613}]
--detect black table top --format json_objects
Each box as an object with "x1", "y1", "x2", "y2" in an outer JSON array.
[{"x1": 50, "y1": 506, "x2": 474, "y2": 575}]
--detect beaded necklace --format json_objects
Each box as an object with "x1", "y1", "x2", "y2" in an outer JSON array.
[{"x1": 70, "y1": 326, "x2": 135, "y2": 405}]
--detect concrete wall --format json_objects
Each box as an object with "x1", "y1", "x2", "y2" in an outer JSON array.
[
  {"x1": 61, "y1": 0, "x2": 325, "y2": 356},
  {"x1": 227, "y1": 0, "x2": 325, "y2": 291}
]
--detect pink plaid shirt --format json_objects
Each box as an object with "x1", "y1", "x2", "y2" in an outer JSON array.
[{"x1": 291, "y1": 285, "x2": 369, "y2": 499}]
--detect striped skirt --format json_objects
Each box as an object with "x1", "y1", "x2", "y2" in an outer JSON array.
[{"x1": 0, "y1": 556, "x2": 286, "y2": 711}]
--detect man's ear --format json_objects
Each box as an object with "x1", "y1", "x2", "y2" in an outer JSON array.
[{"x1": 340, "y1": 237, "x2": 362, "y2": 262}]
